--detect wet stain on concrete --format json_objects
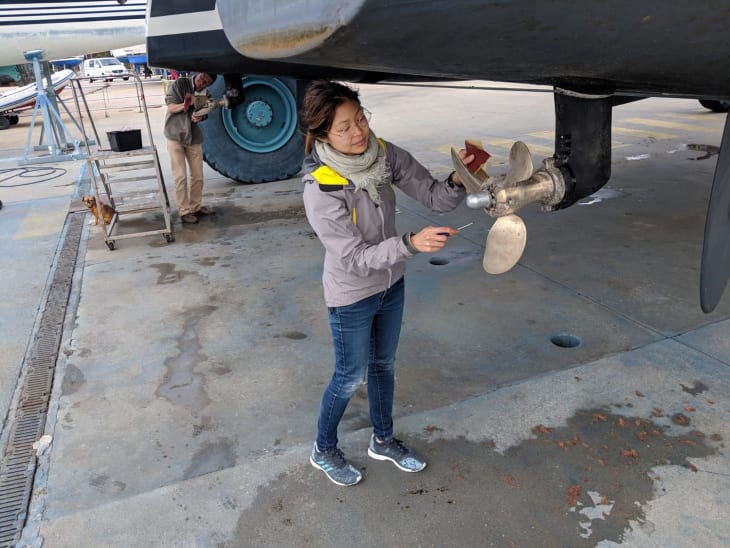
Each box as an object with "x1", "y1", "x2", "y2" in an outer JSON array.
[
  {"x1": 212, "y1": 365, "x2": 232, "y2": 376},
  {"x1": 202, "y1": 204, "x2": 306, "y2": 228},
  {"x1": 192, "y1": 416, "x2": 214, "y2": 438},
  {"x1": 276, "y1": 331, "x2": 307, "y2": 340},
  {"x1": 686, "y1": 143, "x2": 720, "y2": 161},
  {"x1": 89, "y1": 475, "x2": 126, "y2": 494},
  {"x1": 231, "y1": 407, "x2": 719, "y2": 547},
  {"x1": 149, "y1": 263, "x2": 195, "y2": 284},
  {"x1": 194, "y1": 256, "x2": 219, "y2": 267},
  {"x1": 61, "y1": 364, "x2": 85, "y2": 395},
  {"x1": 183, "y1": 438, "x2": 236, "y2": 480},
  {"x1": 155, "y1": 305, "x2": 216, "y2": 412},
  {"x1": 148, "y1": 237, "x2": 176, "y2": 249},
  {"x1": 196, "y1": 188, "x2": 236, "y2": 200},
  {"x1": 76, "y1": 347, "x2": 92, "y2": 358},
  {"x1": 273, "y1": 189, "x2": 301, "y2": 197},
  {"x1": 681, "y1": 380, "x2": 709, "y2": 395},
  {"x1": 340, "y1": 408, "x2": 371, "y2": 432}
]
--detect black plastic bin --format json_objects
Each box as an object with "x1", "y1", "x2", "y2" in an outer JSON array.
[{"x1": 107, "y1": 129, "x2": 142, "y2": 151}]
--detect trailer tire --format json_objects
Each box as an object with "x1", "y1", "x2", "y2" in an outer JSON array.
[{"x1": 200, "y1": 76, "x2": 307, "y2": 183}]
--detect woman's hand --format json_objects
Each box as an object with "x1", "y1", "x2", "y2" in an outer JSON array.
[
  {"x1": 411, "y1": 226, "x2": 458, "y2": 253},
  {"x1": 449, "y1": 149, "x2": 475, "y2": 186}
]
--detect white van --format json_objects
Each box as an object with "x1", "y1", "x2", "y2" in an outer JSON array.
[{"x1": 82, "y1": 57, "x2": 129, "y2": 82}]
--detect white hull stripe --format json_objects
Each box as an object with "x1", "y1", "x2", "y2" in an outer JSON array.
[
  {"x1": 147, "y1": 9, "x2": 223, "y2": 37},
  {"x1": 0, "y1": 0, "x2": 146, "y2": 8},
  {"x1": 0, "y1": 1, "x2": 146, "y2": 25}
]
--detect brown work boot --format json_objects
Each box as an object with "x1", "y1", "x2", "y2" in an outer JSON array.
[
  {"x1": 195, "y1": 206, "x2": 214, "y2": 216},
  {"x1": 180, "y1": 213, "x2": 198, "y2": 224}
]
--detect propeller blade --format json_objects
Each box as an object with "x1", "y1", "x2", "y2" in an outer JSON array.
[
  {"x1": 504, "y1": 141, "x2": 534, "y2": 184},
  {"x1": 453, "y1": 141, "x2": 532, "y2": 274},
  {"x1": 451, "y1": 147, "x2": 485, "y2": 194},
  {"x1": 483, "y1": 214, "x2": 527, "y2": 274},
  {"x1": 700, "y1": 113, "x2": 730, "y2": 313}
]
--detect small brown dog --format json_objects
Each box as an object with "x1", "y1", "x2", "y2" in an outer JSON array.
[{"x1": 82, "y1": 195, "x2": 116, "y2": 225}]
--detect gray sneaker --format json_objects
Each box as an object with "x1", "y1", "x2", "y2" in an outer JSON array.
[
  {"x1": 367, "y1": 435, "x2": 427, "y2": 472},
  {"x1": 310, "y1": 443, "x2": 363, "y2": 486}
]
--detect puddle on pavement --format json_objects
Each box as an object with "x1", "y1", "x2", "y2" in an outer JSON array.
[
  {"x1": 61, "y1": 363, "x2": 85, "y2": 395},
  {"x1": 194, "y1": 256, "x2": 219, "y2": 267},
  {"x1": 155, "y1": 304, "x2": 217, "y2": 412},
  {"x1": 147, "y1": 203, "x2": 308, "y2": 247},
  {"x1": 150, "y1": 263, "x2": 195, "y2": 284},
  {"x1": 183, "y1": 438, "x2": 236, "y2": 481},
  {"x1": 681, "y1": 380, "x2": 708, "y2": 395},
  {"x1": 193, "y1": 204, "x2": 306, "y2": 228},
  {"x1": 686, "y1": 143, "x2": 720, "y2": 161},
  {"x1": 230, "y1": 407, "x2": 720, "y2": 547},
  {"x1": 275, "y1": 331, "x2": 307, "y2": 340},
  {"x1": 89, "y1": 474, "x2": 126, "y2": 494}
]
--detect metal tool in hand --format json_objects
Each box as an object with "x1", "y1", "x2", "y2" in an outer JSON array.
[
  {"x1": 438, "y1": 222, "x2": 474, "y2": 237},
  {"x1": 192, "y1": 95, "x2": 227, "y2": 117}
]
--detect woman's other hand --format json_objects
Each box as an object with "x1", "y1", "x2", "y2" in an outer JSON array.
[{"x1": 411, "y1": 226, "x2": 458, "y2": 253}]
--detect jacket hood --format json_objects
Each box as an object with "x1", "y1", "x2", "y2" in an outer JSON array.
[{"x1": 302, "y1": 147, "x2": 322, "y2": 176}]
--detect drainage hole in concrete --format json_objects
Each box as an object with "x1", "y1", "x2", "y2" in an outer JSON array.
[
  {"x1": 550, "y1": 332, "x2": 581, "y2": 348},
  {"x1": 429, "y1": 257, "x2": 450, "y2": 266}
]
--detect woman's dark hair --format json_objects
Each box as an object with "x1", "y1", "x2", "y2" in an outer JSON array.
[{"x1": 301, "y1": 80, "x2": 361, "y2": 154}]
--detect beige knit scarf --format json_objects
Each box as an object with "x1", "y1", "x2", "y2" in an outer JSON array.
[{"x1": 315, "y1": 131, "x2": 388, "y2": 205}]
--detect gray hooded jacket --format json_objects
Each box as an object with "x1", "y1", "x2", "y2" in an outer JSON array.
[
  {"x1": 163, "y1": 76, "x2": 209, "y2": 145},
  {"x1": 302, "y1": 138, "x2": 466, "y2": 307}
]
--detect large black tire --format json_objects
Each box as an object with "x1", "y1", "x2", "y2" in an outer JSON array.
[
  {"x1": 699, "y1": 99, "x2": 730, "y2": 113},
  {"x1": 200, "y1": 76, "x2": 307, "y2": 183},
  {"x1": 0, "y1": 116, "x2": 9, "y2": 130},
  {"x1": 7, "y1": 115, "x2": 19, "y2": 126}
]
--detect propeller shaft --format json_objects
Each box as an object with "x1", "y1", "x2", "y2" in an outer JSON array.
[{"x1": 491, "y1": 166, "x2": 563, "y2": 216}]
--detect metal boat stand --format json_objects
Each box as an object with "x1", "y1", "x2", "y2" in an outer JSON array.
[{"x1": 20, "y1": 50, "x2": 89, "y2": 164}]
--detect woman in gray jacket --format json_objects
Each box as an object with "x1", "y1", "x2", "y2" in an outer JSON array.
[{"x1": 301, "y1": 80, "x2": 473, "y2": 486}]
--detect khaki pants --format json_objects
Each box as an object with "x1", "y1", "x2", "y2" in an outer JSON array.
[{"x1": 166, "y1": 139, "x2": 203, "y2": 216}]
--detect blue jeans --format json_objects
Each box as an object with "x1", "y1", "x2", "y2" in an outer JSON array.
[{"x1": 316, "y1": 277, "x2": 405, "y2": 452}]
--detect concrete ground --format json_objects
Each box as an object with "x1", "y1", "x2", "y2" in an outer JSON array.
[{"x1": 0, "y1": 77, "x2": 728, "y2": 547}]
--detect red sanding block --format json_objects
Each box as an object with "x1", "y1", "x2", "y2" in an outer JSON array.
[{"x1": 465, "y1": 140, "x2": 490, "y2": 179}]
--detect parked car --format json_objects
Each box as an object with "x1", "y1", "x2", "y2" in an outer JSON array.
[{"x1": 82, "y1": 57, "x2": 129, "y2": 82}]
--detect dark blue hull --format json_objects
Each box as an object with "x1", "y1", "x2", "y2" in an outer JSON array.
[{"x1": 147, "y1": 0, "x2": 730, "y2": 98}]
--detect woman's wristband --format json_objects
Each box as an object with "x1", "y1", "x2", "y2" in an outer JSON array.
[
  {"x1": 402, "y1": 232, "x2": 420, "y2": 254},
  {"x1": 446, "y1": 171, "x2": 459, "y2": 188}
]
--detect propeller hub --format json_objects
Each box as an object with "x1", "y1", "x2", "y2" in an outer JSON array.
[{"x1": 466, "y1": 192, "x2": 493, "y2": 209}]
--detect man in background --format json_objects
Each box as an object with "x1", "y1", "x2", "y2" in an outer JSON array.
[{"x1": 163, "y1": 71, "x2": 216, "y2": 224}]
